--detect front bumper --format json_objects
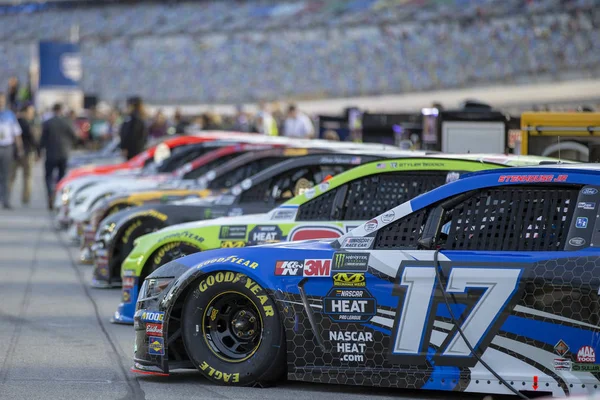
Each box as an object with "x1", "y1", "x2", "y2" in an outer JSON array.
[
  {"x1": 79, "y1": 224, "x2": 97, "y2": 264},
  {"x1": 132, "y1": 307, "x2": 170, "y2": 375},
  {"x1": 111, "y1": 274, "x2": 139, "y2": 325},
  {"x1": 55, "y1": 204, "x2": 70, "y2": 229},
  {"x1": 91, "y1": 247, "x2": 121, "y2": 288}
]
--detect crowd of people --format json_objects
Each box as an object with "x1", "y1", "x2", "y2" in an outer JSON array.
[
  {"x1": 1, "y1": 0, "x2": 599, "y2": 104},
  {"x1": 0, "y1": 81, "x2": 322, "y2": 211}
]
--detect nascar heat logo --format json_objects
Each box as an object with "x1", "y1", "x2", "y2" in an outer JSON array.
[{"x1": 275, "y1": 259, "x2": 331, "y2": 277}]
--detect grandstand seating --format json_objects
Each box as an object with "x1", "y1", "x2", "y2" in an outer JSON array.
[{"x1": 1, "y1": 0, "x2": 599, "y2": 104}]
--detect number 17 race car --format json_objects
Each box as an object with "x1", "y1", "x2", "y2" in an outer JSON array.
[{"x1": 132, "y1": 163, "x2": 600, "y2": 398}]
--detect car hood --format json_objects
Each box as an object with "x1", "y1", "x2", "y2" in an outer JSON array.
[{"x1": 156, "y1": 212, "x2": 271, "y2": 235}]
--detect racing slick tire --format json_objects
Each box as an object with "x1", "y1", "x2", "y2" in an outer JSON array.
[
  {"x1": 142, "y1": 242, "x2": 200, "y2": 281},
  {"x1": 114, "y1": 218, "x2": 164, "y2": 279},
  {"x1": 181, "y1": 272, "x2": 286, "y2": 386}
]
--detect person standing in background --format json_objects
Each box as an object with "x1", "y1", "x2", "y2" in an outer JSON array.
[
  {"x1": 283, "y1": 104, "x2": 314, "y2": 138},
  {"x1": 40, "y1": 103, "x2": 77, "y2": 210},
  {"x1": 119, "y1": 97, "x2": 147, "y2": 160},
  {"x1": 148, "y1": 109, "x2": 168, "y2": 139},
  {"x1": 10, "y1": 104, "x2": 38, "y2": 206},
  {"x1": 0, "y1": 92, "x2": 24, "y2": 209}
]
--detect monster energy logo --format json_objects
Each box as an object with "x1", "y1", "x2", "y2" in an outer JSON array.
[
  {"x1": 219, "y1": 225, "x2": 247, "y2": 239},
  {"x1": 332, "y1": 252, "x2": 369, "y2": 271}
]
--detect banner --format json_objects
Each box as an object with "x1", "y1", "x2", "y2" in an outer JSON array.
[{"x1": 39, "y1": 41, "x2": 82, "y2": 88}]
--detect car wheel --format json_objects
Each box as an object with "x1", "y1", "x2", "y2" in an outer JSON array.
[
  {"x1": 181, "y1": 272, "x2": 285, "y2": 386},
  {"x1": 113, "y1": 219, "x2": 163, "y2": 279},
  {"x1": 143, "y1": 242, "x2": 200, "y2": 280}
]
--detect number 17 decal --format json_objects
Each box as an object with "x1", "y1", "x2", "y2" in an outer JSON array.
[{"x1": 389, "y1": 262, "x2": 524, "y2": 367}]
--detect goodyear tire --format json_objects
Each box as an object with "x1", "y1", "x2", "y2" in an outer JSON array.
[
  {"x1": 142, "y1": 242, "x2": 200, "y2": 281},
  {"x1": 113, "y1": 218, "x2": 163, "y2": 279},
  {"x1": 181, "y1": 272, "x2": 285, "y2": 386}
]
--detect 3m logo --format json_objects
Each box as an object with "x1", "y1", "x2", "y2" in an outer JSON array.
[
  {"x1": 333, "y1": 273, "x2": 365, "y2": 287},
  {"x1": 303, "y1": 259, "x2": 331, "y2": 277},
  {"x1": 274, "y1": 260, "x2": 303, "y2": 276},
  {"x1": 577, "y1": 346, "x2": 596, "y2": 363}
]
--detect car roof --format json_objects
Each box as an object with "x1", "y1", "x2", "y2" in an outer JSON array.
[{"x1": 336, "y1": 163, "x2": 600, "y2": 246}]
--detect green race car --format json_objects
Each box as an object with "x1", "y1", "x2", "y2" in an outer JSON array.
[{"x1": 113, "y1": 154, "x2": 564, "y2": 324}]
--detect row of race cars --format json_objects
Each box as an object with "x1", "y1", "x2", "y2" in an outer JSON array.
[{"x1": 56, "y1": 132, "x2": 600, "y2": 398}]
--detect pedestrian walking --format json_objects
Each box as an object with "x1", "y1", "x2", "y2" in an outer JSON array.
[
  {"x1": 10, "y1": 103, "x2": 38, "y2": 205},
  {"x1": 40, "y1": 103, "x2": 77, "y2": 209},
  {"x1": 0, "y1": 92, "x2": 24, "y2": 209},
  {"x1": 119, "y1": 97, "x2": 147, "y2": 160}
]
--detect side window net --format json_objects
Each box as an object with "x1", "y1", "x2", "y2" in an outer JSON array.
[
  {"x1": 374, "y1": 209, "x2": 429, "y2": 249},
  {"x1": 343, "y1": 172, "x2": 447, "y2": 221},
  {"x1": 296, "y1": 189, "x2": 338, "y2": 221},
  {"x1": 444, "y1": 186, "x2": 580, "y2": 251}
]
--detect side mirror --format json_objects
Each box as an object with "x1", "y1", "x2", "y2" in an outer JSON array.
[{"x1": 418, "y1": 206, "x2": 445, "y2": 250}]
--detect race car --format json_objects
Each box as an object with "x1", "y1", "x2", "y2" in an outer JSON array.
[
  {"x1": 132, "y1": 163, "x2": 599, "y2": 398},
  {"x1": 112, "y1": 154, "x2": 562, "y2": 324},
  {"x1": 61, "y1": 141, "x2": 284, "y2": 233},
  {"x1": 67, "y1": 139, "x2": 405, "y2": 234},
  {"x1": 92, "y1": 151, "x2": 388, "y2": 291}
]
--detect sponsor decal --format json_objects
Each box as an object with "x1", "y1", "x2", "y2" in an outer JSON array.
[
  {"x1": 576, "y1": 346, "x2": 596, "y2": 363},
  {"x1": 333, "y1": 272, "x2": 366, "y2": 287},
  {"x1": 554, "y1": 339, "x2": 569, "y2": 357},
  {"x1": 274, "y1": 260, "x2": 304, "y2": 276},
  {"x1": 240, "y1": 179, "x2": 252, "y2": 190},
  {"x1": 288, "y1": 226, "x2": 343, "y2": 241},
  {"x1": 157, "y1": 231, "x2": 204, "y2": 244},
  {"x1": 303, "y1": 259, "x2": 332, "y2": 277},
  {"x1": 220, "y1": 241, "x2": 246, "y2": 248},
  {"x1": 228, "y1": 207, "x2": 243, "y2": 217},
  {"x1": 582, "y1": 188, "x2": 598, "y2": 195},
  {"x1": 247, "y1": 225, "x2": 282, "y2": 245},
  {"x1": 122, "y1": 220, "x2": 142, "y2": 243},
  {"x1": 572, "y1": 363, "x2": 600, "y2": 372},
  {"x1": 364, "y1": 219, "x2": 378, "y2": 232},
  {"x1": 333, "y1": 252, "x2": 369, "y2": 271},
  {"x1": 350, "y1": 156, "x2": 361, "y2": 165},
  {"x1": 122, "y1": 289, "x2": 132, "y2": 303},
  {"x1": 576, "y1": 217, "x2": 588, "y2": 229},
  {"x1": 198, "y1": 273, "x2": 274, "y2": 317},
  {"x1": 141, "y1": 311, "x2": 165, "y2": 323},
  {"x1": 381, "y1": 210, "x2": 395, "y2": 224},
  {"x1": 569, "y1": 237, "x2": 586, "y2": 247},
  {"x1": 97, "y1": 266, "x2": 109, "y2": 278},
  {"x1": 341, "y1": 237, "x2": 374, "y2": 249},
  {"x1": 199, "y1": 361, "x2": 240, "y2": 383},
  {"x1": 231, "y1": 186, "x2": 242, "y2": 196},
  {"x1": 318, "y1": 181, "x2": 330, "y2": 192},
  {"x1": 148, "y1": 336, "x2": 165, "y2": 355},
  {"x1": 376, "y1": 163, "x2": 386, "y2": 169},
  {"x1": 123, "y1": 277, "x2": 136, "y2": 289},
  {"x1": 270, "y1": 209, "x2": 297, "y2": 220},
  {"x1": 553, "y1": 358, "x2": 572, "y2": 371},
  {"x1": 498, "y1": 174, "x2": 568, "y2": 183},
  {"x1": 329, "y1": 330, "x2": 373, "y2": 363},
  {"x1": 304, "y1": 188, "x2": 316, "y2": 199},
  {"x1": 578, "y1": 202, "x2": 596, "y2": 210},
  {"x1": 390, "y1": 162, "x2": 398, "y2": 168},
  {"x1": 323, "y1": 288, "x2": 376, "y2": 323},
  {"x1": 196, "y1": 255, "x2": 258, "y2": 270},
  {"x1": 446, "y1": 172, "x2": 461, "y2": 183},
  {"x1": 146, "y1": 323, "x2": 163, "y2": 336},
  {"x1": 219, "y1": 225, "x2": 247, "y2": 240}
]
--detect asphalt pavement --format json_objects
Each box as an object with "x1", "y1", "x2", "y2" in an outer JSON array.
[{"x1": 0, "y1": 163, "x2": 496, "y2": 400}]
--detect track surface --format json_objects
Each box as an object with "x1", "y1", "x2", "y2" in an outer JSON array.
[{"x1": 0, "y1": 164, "x2": 500, "y2": 400}]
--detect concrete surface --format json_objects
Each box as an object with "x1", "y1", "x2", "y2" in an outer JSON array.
[{"x1": 0, "y1": 164, "x2": 499, "y2": 400}]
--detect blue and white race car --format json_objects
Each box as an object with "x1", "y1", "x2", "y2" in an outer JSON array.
[{"x1": 132, "y1": 164, "x2": 600, "y2": 398}]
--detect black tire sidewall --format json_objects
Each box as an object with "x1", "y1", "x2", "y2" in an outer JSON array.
[
  {"x1": 181, "y1": 272, "x2": 283, "y2": 386},
  {"x1": 113, "y1": 218, "x2": 163, "y2": 278},
  {"x1": 146, "y1": 242, "x2": 200, "y2": 279}
]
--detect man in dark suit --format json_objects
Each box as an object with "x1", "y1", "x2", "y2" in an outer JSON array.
[
  {"x1": 40, "y1": 103, "x2": 77, "y2": 209},
  {"x1": 119, "y1": 97, "x2": 147, "y2": 160}
]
